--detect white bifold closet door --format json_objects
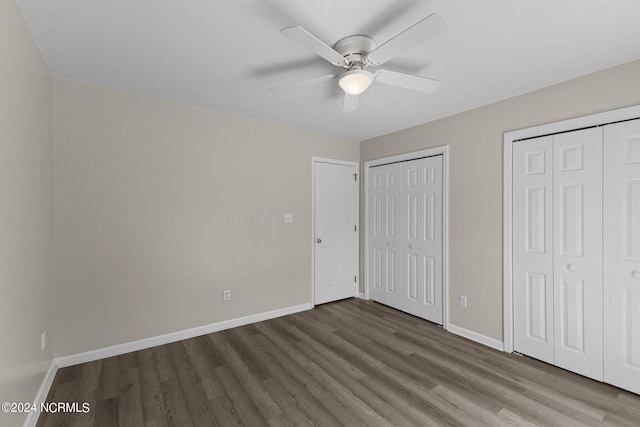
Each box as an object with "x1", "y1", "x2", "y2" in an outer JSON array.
[
  {"x1": 369, "y1": 155, "x2": 443, "y2": 325},
  {"x1": 604, "y1": 120, "x2": 640, "y2": 394},
  {"x1": 513, "y1": 127, "x2": 603, "y2": 381}
]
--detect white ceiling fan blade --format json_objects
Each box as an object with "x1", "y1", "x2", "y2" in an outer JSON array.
[
  {"x1": 367, "y1": 13, "x2": 448, "y2": 66},
  {"x1": 281, "y1": 26, "x2": 347, "y2": 67},
  {"x1": 269, "y1": 74, "x2": 337, "y2": 93},
  {"x1": 375, "y1": 70, "x2": 441, "y2": 93},
  {"x1": 343, "y1": 94, "x2": 359, "y2": 113}
]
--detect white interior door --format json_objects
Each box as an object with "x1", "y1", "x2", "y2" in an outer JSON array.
[
  {"x1": 369, "y1": 163, "x2": 404, "y2": 309},
  {"x1": 513, "y1": 135, "x2": 554, "y2": 364},
  {"x1": 314, "y1": 161, "x2": 358, "y2": 305},
  {"x1": 369, "y1": 155, "x2": 443, "y2": 325},
  {"x1": 514, "y1": 129, "x2": 604, "y2": 380},
  {"x1": 552, "y1": 127, "x2": 603, "y2": 381},
  {"x1": 604, "y1": 119, "x2": 640, "y2": 394},
  {"x1": 402, "y1": 156, "x2": 443, "y2": 324}
]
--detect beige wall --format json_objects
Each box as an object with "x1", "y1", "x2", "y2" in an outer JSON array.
[
  {"x1": 53, "y1": 79, "x2": 359, "y2": 357},
  {"x1": 361, "y1": 60, "x2": 640, "y2": 341},
  {"x1": 0, "y1": 0, "x2": 54, "y2": 425}
]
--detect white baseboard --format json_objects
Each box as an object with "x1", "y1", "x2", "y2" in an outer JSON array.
[
  {"x1": 446, "y1": 323, "x2": 505, "y2": 352},
  {"x1": 358, "y1": 292, "x2": 366, "y2": 299},
  {"x1": 23, "y1": 360, "x2": 58, "y2": 427},
  {"x1": 55, "y1": 302, "x2": 312, "y2": 368}
]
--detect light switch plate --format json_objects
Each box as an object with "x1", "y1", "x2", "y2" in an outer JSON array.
[
  {"x1": 459, "y1": 296, "x2": 468, "y2": 308},
  {"x1": 284, "y1": 213, "x2": 294, "y2": 224}
]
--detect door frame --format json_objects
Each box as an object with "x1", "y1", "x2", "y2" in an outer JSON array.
[
  {"x1": 363, "y1": 145, "x2": 450, "y2": 330},
  {"x1": 311, "y1": 157, "x2": 360, "y2": 307},
  {"x1": 503, "y1": 104, "x2": 640, "y2": 353}
]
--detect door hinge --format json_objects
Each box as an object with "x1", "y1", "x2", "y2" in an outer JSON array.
[
  {"x1": 354, "y1": 275, "x2": 357, "y2": 283},
  {"x1": 354, "y1": 225, "x2": 357, "y2": 232},
  {"x1": 353, "y1": 173, "x2": 358, "y2": 181}
]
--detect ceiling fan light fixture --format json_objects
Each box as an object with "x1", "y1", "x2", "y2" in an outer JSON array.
[{"x1": 338, "y1": 69, "x2": 374, "y2": 95}]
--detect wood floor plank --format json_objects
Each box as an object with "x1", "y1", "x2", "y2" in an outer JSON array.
[
  {"x1": 252, "y1": 334, "x2": 343, "y2": 426},
  {"x1": 155, "y1": 344, "x2": 195, "y2": 427},
  {"x1": 35, "y1": 298, "x2": 640, "y2": 427},
  {"x1": 153, "y1": 345, "x2": 177, "y2": 383},
  {"x1": 325, "y1": 326, "x2": 481, "y2": 424},
  {"x1": 167, "y1": 342, "x2": 219, "y2": 427},
  {"x1": 497, "y1": 408, "x2": 540, "y2": 426},
  {"x1": 97, "y1": 356, "x2": 120, "y2": 401},
  {"x1": 392, "y1": 326, "x2": 608, "y2": 423},
  {"x1": 95, "y1": 396, "x2": 119, "y2": 427},
  {"x1": 287, "y1": 324, "x2": 415, "y2": 426},
  {"x1": 261, "y1": 377, "x2": 322, "y2": 427},
  {"x1": 429, "y1": 385, "x2": 510, "y2": 427},
  {"x1": 256, "y1": 321, "x2": 371, "y2": 426},
  {"x1": 50, "y1": 364, "x2": 83, "y2": 387},
  {"x1": 159, "y1": 377, "x2": 195, "y2": 427},
  {"x1": 209, "y1": 395, "x2": 243, "y2": 427},
  {"x1": 41, "y1": 380, "x2": 78, "y2": 427},
  {"x1": 181, "y1": 337, "x2": 225, "y2": 401},
  {"x1": 266, "y1": 414, "x2": 296, "y2": 427},
  {"x1": 217, "y1": 341, "x2": 282, "y2": 420},
  {"x1": 268, "y1": 321, "x2": 395, "y2": 427},
  {"x1": 118, "y1": 366, "x2": 144, "y2": 427},
  {"x1": 285, "y1": 315, "x2": 446, "y2": 426},
  {"x1": 212, "y1": 326, "x2": 271, "y2": 381},
  {"x1": 68, "y1": 360, "x2": 101, "y2": 427},
  {"x1": 136, "y1": 348, "x2": 168, "y2": 427},
  {"x1": 214, "y1": 365, "x2": 269, "y2": 427}
]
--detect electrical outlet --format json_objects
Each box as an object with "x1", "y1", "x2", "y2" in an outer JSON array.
[
  {"x1": 41, "y1": 331, "x2": 46, "y2": 351},
  {"x1": 223, "y1": 290, "x2": 231, "y2": 301},
  {"x1": 283, "y1": 213, "x2": 294, "y2": 224},
  {"x1": 459, "y1": 296, "x2": 468, "y2": 308}
]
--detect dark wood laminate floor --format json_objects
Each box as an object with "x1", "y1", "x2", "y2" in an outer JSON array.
[{"x1": 37, "y1": 298, "x2": 640, "y2": 426}]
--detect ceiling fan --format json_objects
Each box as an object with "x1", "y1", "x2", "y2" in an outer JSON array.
[{"x1": 269, "y1": 13, "x2": 449, "y2": 113}]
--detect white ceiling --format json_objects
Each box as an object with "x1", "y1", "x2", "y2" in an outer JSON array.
[{"x1": 16, "y1": 0, "x2": 640, "y2": 141}]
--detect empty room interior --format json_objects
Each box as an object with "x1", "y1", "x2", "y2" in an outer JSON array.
[{"x1": 4, "y1": 0, "x2": 640, "y2": 426}]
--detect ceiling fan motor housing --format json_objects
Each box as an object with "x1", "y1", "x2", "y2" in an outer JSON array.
[{"x1": 333, "y1": 35, "x2": 377, "y2": 67}]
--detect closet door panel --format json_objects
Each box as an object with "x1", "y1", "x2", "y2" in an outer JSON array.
[
  {"x1": 513, "y1": 136, "x2": 554, "y2": 364},
  {"x1": 369, "y1": 164, "x2": 404, "y2": 308},
  {"x1": 399, "y1": 156, "x2": 443, "y2": 324},
  {"x1": 553, "y1": 127, "x2": 603, "y2": 381},
  {"x1": 604, "y1": 119, "x2": 640, "y2": 394}
]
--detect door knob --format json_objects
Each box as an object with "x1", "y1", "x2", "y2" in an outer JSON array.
[
  {"x1": 632, "y1": 271, "x2": 640, "y2": 279},
  {"x1": 567, "y1": 264, "x2": 576, "y2": 271},
  {"x1": 316, "y1": 238, "x2": 322, "y2": 244}
]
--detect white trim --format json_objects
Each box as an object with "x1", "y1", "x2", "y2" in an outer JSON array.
[
  {"x1": 364, "y1": 160, "x2": 371, "y2": 301},
  {"x1": 503, "y1": 104, "x2": 640, "y2": 353},
  {"x1": 311, "y1": 157, "x2": 360, "y2": 306},
  {"x1": 55, "y1": 303, "x2": 311, "y2": 368},
  {"x1": 311, "y1": 157, "x2": 359, "y2": 167},
  {"x1": 447, "y1": 323, "x2": 505, "y2": 352},
  {"x1": 23, "y1": 361, "x2": 58, "y2": 427},
  {"x1": 503, "y1": 130, "x2": 514, "y2": 353},
  {"x1": 442, "y1": 146, "x2": 450, "y2": 329},
  {"x1": 358, "y1": 292, "x2": 366, "y2": 299},
  {"x1": 363, "y1": 146, "x2": 450, "y2": 330}
]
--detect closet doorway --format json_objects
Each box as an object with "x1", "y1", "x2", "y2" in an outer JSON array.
[
  {"x1": 504, "y1": 105, "x2": 640, "y2": 394},
  {"x1": 364, "y1": 146, "x2": 449, "y2": 327}
]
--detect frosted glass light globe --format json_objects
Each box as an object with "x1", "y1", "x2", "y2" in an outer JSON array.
[{"x1": 339, "y1": 70, "x2": 374, "y2": 95}]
